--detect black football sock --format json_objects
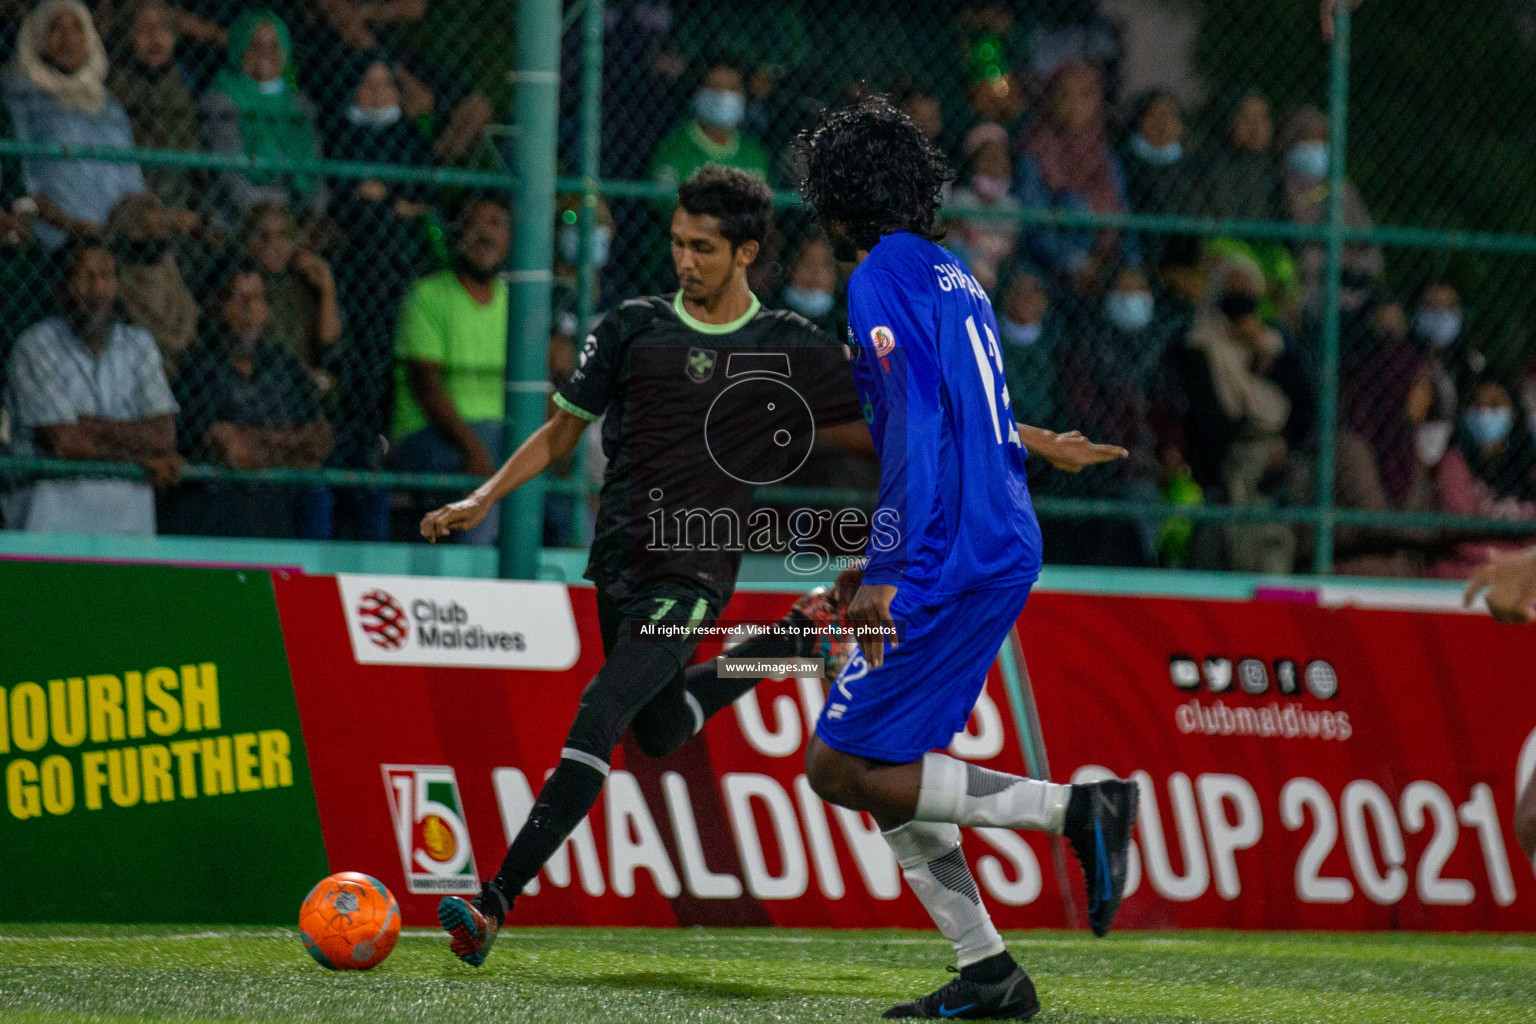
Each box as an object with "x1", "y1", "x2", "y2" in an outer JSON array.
[
  {"x1": 959, "y1": 948, "x2": 1019, "y2": 985},
  {"x1": 684, "y1": 609, "x2": 814, "y2": 721},
  {"x1": 478, "y1": 756, "x2": 607, "y2": 924},
  {"x1": 629, "y1": 610, "x2": 823, "y2": 759}
]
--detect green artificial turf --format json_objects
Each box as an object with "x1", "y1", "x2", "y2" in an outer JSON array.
[{"x1": 0, "y1": 926, "x2": 1532, "y2": 1023}]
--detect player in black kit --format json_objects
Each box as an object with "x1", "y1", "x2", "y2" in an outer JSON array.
[{"x1": 423, "y1": 166, "x2": 873, "y2": 963}]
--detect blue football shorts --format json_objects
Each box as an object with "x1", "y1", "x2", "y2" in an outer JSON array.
[{"x1": 815, "y1": 580, "x2": 1034, "y2": 763}]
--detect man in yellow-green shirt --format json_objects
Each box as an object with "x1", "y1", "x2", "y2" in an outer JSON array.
[{"x1": 391, "y1": 195, "x2": 511, "y2": 545}]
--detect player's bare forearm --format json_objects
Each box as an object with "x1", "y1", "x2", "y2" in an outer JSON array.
[
  {"x1": 1016, "y1": 423, "x2": 1058, "y2": 453},
  {"x1": 40, "y1": 414, "x2": 176, "y2": 463},
  {"x1": 473, "y1": 409, "x2": 586, "y2": 505},
  {"x1": 1464, "y1": 544, "x2": 1536, "y2": 624},
  {"x1": 420, "y1": 408, "x2": 588, "y2": 541},
  {"x1": 77, "y1": 414, "x2": 176, "y2": 461},
  {"x1": 1017, "y1": 423, "x2": 1129, "y2": 473}
]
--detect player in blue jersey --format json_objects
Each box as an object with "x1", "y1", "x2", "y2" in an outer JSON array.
[{"x1": 798, "y1": 98, "x2": 1140, "y2": 1020}]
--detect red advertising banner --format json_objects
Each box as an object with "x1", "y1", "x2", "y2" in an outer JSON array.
[
  {"x1": 1022, "y1": 592, "x2": 1536, "y2": 932},
  {"x1": 273, "y1": 573, "x2": 1536, "y2": 932}
]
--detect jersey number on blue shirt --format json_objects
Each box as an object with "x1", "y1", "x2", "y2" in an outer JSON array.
[{"x1": 964, "y1": 314, "x2": 1022, "y2": 448}]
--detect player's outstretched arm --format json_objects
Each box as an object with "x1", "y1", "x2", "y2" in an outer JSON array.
[
  {"x1": 1017, "y1": 424, "x2": 1129, "y2": 473},
  {"x1": 1463, "y1": 545, "x2": 1536, "y2": 624},
  {"x1": 419, "y1": 407, "x2": 589, "y2": 542}
]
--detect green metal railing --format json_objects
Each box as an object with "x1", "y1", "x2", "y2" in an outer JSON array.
[{"x1": 3, "y1": 0, "x2": 1533, "y2": 575}]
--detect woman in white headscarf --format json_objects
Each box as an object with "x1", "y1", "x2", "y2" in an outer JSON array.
[{"x1": 3, "y1": 0, "x2": 146, "y2": 248}]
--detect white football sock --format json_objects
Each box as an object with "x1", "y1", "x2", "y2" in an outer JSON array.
[
  {"x1": 883, "y1": 819, "x2": 1004, "y2": 967},
  {"x1": 913, "y1": 752, "x2": 1071, "y2": 834}
]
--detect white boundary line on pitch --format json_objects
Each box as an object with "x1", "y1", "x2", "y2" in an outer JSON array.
[
  {"x1": 0, "y1": 931, "x2": 1079, "y2": 948},
  {"x1": 0, "y1": 931, "x2": 288, "y2": 942},
  {"x1": 0, "y1": 929, "x2": 460, "y2": 943}
]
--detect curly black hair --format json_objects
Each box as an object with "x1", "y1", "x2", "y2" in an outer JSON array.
[
  {"x1": 676, "y1": 164, "x2": 774, "y2": 249},
  {"x1": 797, "y1": 95, "x2": 954, "y2": 254}
]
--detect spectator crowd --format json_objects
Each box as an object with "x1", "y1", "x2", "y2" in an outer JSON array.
[{"x1": 0, "y1": 0, "x2": 1532, "y2": 578}]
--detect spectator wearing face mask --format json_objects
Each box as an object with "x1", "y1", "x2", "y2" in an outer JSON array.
[
  {"x1": 644, "y1": 60, "x2": 767, "y2": 294},
  {"x1": 776, "y1": 235, "x2": 839, "y2": 331},
  {"x1": 307, "y1": 0, "x2": 498, "y2": 166},
  {"x1": 1177, "y1": 253, "x2": 1311, "y2": 573},
  {"x1": 1053, "y1": 265, "x2": 1163, "y2": 564},
  {"x1": 3, "y1": 0, "x2": 148, "y2": 250},
  {"x1": 327, "y1": 52, "x2": 434, "y2": 526},
  {"x1": 1412, "y1": 280, "x2": 1484, "y2": 420},
  {"x1": 201, "y1": 10, "x2": 327, "y2": 220},
  {"x1": 1121, "y1": 89, "x2": 1202, "y2": 271},
  {"x1": 650, "y1": 61, "x2": 768, "y2": 193},
  {"x1": 1279, "y1": 105, "x2": 1384, "y2": 318},
  {"x1": 327, "y1": 52, "x2": 435, "y2": 209},
  {"x1": 994, "y1": 261, "x2": 1064, "y2": 433},
  {"x1": 552, "y1": 191, "x2": 616, "y2": 320},
  {"x1": 1430, "y1": 375, "x2": 1536, "y2": 578},
  {"x1": 943, "y1": 123, "x2": 1021, "y2": 294}
]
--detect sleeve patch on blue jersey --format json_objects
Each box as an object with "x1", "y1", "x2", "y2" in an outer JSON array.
[{"x1": 870, "y1": 325, "x2": 896, "y2": 357}]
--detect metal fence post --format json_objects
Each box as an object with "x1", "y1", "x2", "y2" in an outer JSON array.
[
  {"x1": 569, "y1": 0, "x2": 605, "y2": 544},
  {"x1": 576, "y1": 0, "x2": 604, "y2": 342},
  {"x1": 1313, "y1": 0, "x2": 1352, "y2": 575},
  {"x1": 498, "y1": 0, "x2": 562, "y2": 579}
]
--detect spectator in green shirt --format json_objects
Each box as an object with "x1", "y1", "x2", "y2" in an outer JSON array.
[
  {"x1": 391, "y1": 193, "x2": 510, "y2": 545},
  {"x1": 641, "y1": 61, "x2": 768, "y2": 294},
  {"x1": 649, "y1": 61, "x2": 768, "y2": 191}
]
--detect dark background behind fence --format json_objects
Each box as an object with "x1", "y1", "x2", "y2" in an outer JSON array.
[{"x1": 1, "y1": 0, "x2": 1534, "y2": 580}]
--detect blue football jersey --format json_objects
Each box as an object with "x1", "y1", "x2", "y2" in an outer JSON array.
[{"x1": 846, "y1": 231, "x2": 1042, "y2": 602}]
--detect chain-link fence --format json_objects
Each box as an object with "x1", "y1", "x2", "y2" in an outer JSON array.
[{"x1": 1, "y1": 0, "x2": 1534, "y2": 578}]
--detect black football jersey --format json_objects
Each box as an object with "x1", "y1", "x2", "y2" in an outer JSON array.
[{"x1": 554, "y1": 292, "x2": 864, "y2": 601}]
